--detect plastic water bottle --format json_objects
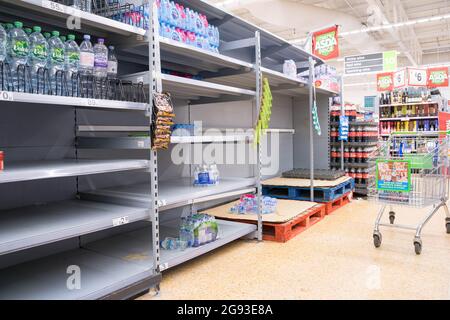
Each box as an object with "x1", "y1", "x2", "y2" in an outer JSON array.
[
  {"x1": 43, "y1": 32, "x2": 51, "y2": 40},
  {"x1": 59, "y1": 35, "x2": 66, "y2": 43},
  {"x1": 29, "y1": 26, "x2": 49, "y2": 94},
  {"x1": 72, "y1": 0, "x2": 81, "y2": 10},
  {"x1": 79, "y1": 35, "x2": 94, "y2": 76},
  {"x1": 7, "y1": 21, "x2": 30, "y2": 92},
  {"x1": 107, "y1": 45, "x2": 117, "y2": 78},
  {"x1": 93, "y1": 38, "x2": 108, "y2": 79},
  {"x1": 24, "y1": 28, "x2": 32, "y2": 36},
  {"x1": 64, "y1": 34, "x2": 80, "y2": 97},
  {"x1": 0, "y1": 23, "x2": 7, "y2": 63},
  {"x1": 48, "y1": 31, "x2": 65, "y2": 95}
]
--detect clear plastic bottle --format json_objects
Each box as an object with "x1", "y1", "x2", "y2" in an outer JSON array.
[
  {"x1": 79, "y1": 34, "x2": 94, "y2": 76},
  {"x1": 59, "y1": 35, "x2": 66, "y2": 43},
  {"x1": 48, "y1": 30, "x2": 65, "y2": 95},
  {"x1": 7, "y1": 21, "x2": 30, "y2": 92},
  {"x1": 107, "y1": 45, "x2": 117, "y2": 78},
  {"x1": 65, "y1": 34, "x2": 80, "y2": 89},
  {"x1": 81, "y1": 0, "x2": 91, "y2": 13},
  {"x1": 24, "y1": 28, "x2": 32, "y2": 36},
  {"x1": 43, "y1": 32, "x2": 51, "y2": 40},
  {"x1": 0, "y1": 23, "x2": 7, "y2": 63},
  {"x1": 93, "y1": 38, "x2": 108, "y2": 79},
  {"x1": 29, "y1": 26, "x2": 49, "y2": 94},
  {"x1": 72, "y1": 0, "x2": 81, "y2": 10}
]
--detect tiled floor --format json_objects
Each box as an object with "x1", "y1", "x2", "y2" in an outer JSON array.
[{"x1": 139, "y1": 198, "x2": 450, "y2": 300}]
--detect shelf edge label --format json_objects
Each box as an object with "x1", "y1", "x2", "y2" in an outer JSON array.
[
  {"x1": 42, "y1": 0, "x2": 66, "y2": 13},
  {"x1": 0, "y1": 91, "x2": 13, "y2": 101},
  {"x1": 113, "y1": 216, "x2": 130, "y2": 226}
]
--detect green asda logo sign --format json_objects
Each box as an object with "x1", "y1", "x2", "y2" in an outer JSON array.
[{"x1": 314, "y1": 31, "x2": 337, "y2": 57}]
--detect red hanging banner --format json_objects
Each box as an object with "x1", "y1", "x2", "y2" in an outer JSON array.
[
  {"x1": 427, "y1": 67, "x2": 449, "y2": 87},
  {"x1": 377, "y1": 72, "x2": 394, "y2": 92},
  {"x1": 312, "y1": 25, "x2": 339, "y2": 60}
]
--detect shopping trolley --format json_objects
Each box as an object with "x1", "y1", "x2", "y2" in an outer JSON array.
[{"x1": 368, "y1": 131, "x2": 450, "y2": 254}]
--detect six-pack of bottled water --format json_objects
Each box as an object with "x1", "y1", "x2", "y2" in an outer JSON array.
[{"x1": 157, "y1": 0, "x2": 220, "y2": 53}]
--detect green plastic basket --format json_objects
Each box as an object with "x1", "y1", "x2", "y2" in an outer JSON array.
[{"x1": 403, "y1": 154, "x2": 433, "y2": 170}]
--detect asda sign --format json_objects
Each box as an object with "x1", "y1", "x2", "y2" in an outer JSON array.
[
  {"x1": 377, "y1": 72, "x2": 394, "y2": 92},
  {"x1": 427, "y1": 67, "x2": 449, "y2": 87},
  {"x1": 312, "y1": 26, "x2": 339, "y2": 60}
]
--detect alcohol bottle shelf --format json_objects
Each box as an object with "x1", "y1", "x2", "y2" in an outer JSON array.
[
  {"x1": 379, "y1": 101, "x2": 439, "y2": 107},
  {"x1": 0, "y1": 199, "x2": 150, "y2": 256},
  {"x1": 0, "y1": 159, "x2": 149, "y2": 184},
  {"x1": 0, "y1": 91, "x2": 149, "y2": 111},
  {"x1": 379, "y1": 116, "x2": 438, "y2": 121},
  {"x1": 0, "y1": 219, "x2": 255, "y2": 299},
  {"x1": 81, "y1": 177, "x2": 256, "y2": 211}
]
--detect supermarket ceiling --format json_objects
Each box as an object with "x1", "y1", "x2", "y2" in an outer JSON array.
[{"x1": 208, "y1": 0, "x2": 450, "y2": 68}]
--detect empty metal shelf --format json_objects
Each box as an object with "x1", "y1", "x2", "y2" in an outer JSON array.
[
  {"x1": 0, "y1": 200, "x2": 150, "y2": 255},
  {"x1": 81, "y1": 177, "x2": 256, "y2": 210},
  {"x1": 0, "y1": 159, "x2": 150, "y2": 184}
]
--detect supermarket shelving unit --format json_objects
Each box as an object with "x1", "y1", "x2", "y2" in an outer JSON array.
[{"x1": 0, "y1": 0, "x2": 337, "y2": 299}]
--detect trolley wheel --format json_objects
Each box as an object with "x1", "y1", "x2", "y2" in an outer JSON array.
[
  {"x1": 373, "y1": 232, "x2": 382, "y2": 248},
  {"x1": 414, "y1": 239, "x2": 422, "y2": 255},
  {"x1": 389, "y1": 214, "x2": 395, "y2": 225}
]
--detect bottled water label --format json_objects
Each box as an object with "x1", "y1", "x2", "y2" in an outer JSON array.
[
  {"x1": 32, "y1": 44, "x2": 47, "y2": 59},
  {"x1": 107, "y1": 61, "x2": 117, "y2": 74},
  {"x1": 68, "y1": 52, "x2": 80, "y2": 63},
  {"x1": 94, "y1": 57, "x2": 107, "y2": 68},
  {"x1": 79, "y1": 51, "x2": 94, "y2": 67},
  {"x1": 12, "y1": 40, "x2": 28, "y2": 57},
  {"x1": 51, "y1": 47, "x2": 64, "y2": 62}
]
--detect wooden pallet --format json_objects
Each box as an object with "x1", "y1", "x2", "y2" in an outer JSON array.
[
  {"x1": 262, "y1": 178, "x2": 354, "y2": 202},
  {"x1": 324, "y1": 191, "x2": 352, "y2": 215},
  {"x1": 215, "y1": 204, "x2": 326, "y2": 243},
  {"x1": 262, "y1": 204, "x2": 326, "y2": 242}
]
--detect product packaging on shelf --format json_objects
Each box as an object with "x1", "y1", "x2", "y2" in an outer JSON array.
[
  {"x1": 152, "y1": 92, "x2": 176, "y2": 150},
  {"x1": 193, "y1": 164, "x2": 220, "y2": 187},
  {"x1": 229, "y1": 194, "x2": 278, "y2": 215},
  {"x1": 0, "y1": 151, "x2": 3, "y2": 171},
  {"x1": 157, "y1": 0, "x2": 220, "y2": 53}
]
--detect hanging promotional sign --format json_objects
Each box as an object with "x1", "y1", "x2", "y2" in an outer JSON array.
[
  {"x1": 376, "y1": 159, "x2": 411, "y2": 192},
  {"x1": 427, "y1": 67, "x2": 449, "y2": 87},
  {"x1": 345, "y1": 51, "x2": 397, "y2": 75},
  {"x1": 393, "y1": 69, "x2": 407, "y2": 88},
  {"x1": 407, "y1": 67, "x2": 427, "y2": 86},
  {"x1": 377, "y1": 72, "x2": 394, "y2": 92},
  {"x1": 312, "y1": 25, "x2": 339, "y2": 60}
]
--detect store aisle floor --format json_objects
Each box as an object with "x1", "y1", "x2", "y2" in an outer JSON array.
[{"x1": 139, "y1": 199, "x2": 450, "y2": 300}]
